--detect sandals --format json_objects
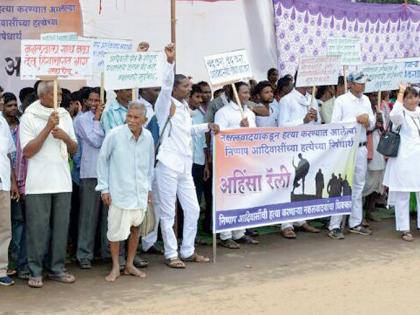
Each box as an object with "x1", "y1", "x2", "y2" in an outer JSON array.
[
  {"x1": 28, "y1": 277, "x2": 43, "y2": 288},
  {"x1": 220, "y1": 238, "x2": 240, "y2": 249},
  {"x1": 281, "y1": 227, "x2": 297, "y2": 239},
  {"x1": 48, "y1": 272, "x2": 76, "y2": 284},
  {"x1": 165, "y1": 257, "x2": 186, "y2": 269},
  {"x1": 401, "y1": 232, "x2": 414, "y2": 242},
  {"x1": 181, "y1": 253, "x2": 210, "y2": 263}
]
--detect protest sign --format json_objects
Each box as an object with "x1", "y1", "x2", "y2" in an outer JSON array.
[
  {"x1": 358, "y1": 63, "x2": 405, "y2": 93},
  {"x1": 80, "y1": 37, "x2": 134, "y2": 73},
  {"x1": 40, "y1": 32, "x2": 77, "y2": 41},
  {"x1": 295, "y1": 56, "x2": 341, "y2": 88},
  {"x1": 213, "y1": 123, "x2": 360, "y2": 233},
  {"x1": 103, "y1": 52, "x2": 163, "y2": 90},
  {"x1": 327, "y1": 37, "x2": 361, "y2": 66},
  {"x1": 204, "y1": 50, "x2": 252, "y2": 86},
  {"x1": 20, "y1": 39, "x2": 93, "y2": 79},
  {"x1": 385, "y1": 57, "x2": 420, "y2": 84}
]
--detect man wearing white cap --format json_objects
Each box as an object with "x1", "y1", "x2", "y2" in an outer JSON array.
[{"x1": 328, "y1": 72, "x2": 376, "y2": 239}]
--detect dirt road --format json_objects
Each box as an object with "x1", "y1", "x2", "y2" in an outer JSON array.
[{"x1": 2, "y1": 219, "x2": 420, "y2": 315}]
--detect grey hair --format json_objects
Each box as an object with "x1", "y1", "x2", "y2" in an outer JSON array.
[
  {"x1": 127, "y1": 100, "x2": 146, "y2": 116},
  {"x1": 37, "y1": 81, "x2": 56, "y2": 97}
]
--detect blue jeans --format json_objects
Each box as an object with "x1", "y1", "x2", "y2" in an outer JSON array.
[{"x1": 10, "y1": 198, "x2": 28, "y2": 272}]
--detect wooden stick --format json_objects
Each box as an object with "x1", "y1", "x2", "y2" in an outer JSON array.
[
  {"x1": 53, "y1": 79, "x2": 58, "y2": 110},
  {"x1": 231, "y1": 83, "x2": 244, "y2": 118},
  {"x1": 377, "y1": 90, "x2": 382, "y2": 112},
  {"x1": 132, "y1": 88, "x2": 136, "y2": 101},
  {"x1": 100, "y1": 72, "x2": 105, "y2": 105},
  {"x1": 171, "y1": 0, "x2": 176, "y2": 72},
  {"x1": 343, "y1": 65, "x2": 348, "y2": 92}
]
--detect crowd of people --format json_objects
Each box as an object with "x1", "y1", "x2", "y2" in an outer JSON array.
[{"x1": 1, "y1": 42, "x2": 420, "y2": 288}]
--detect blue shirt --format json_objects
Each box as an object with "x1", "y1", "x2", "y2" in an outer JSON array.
[
  {"x1": 71, "y1": 112, "x2": 83, "y2": 185},
  {"x1": 96, "y1": 125, "x2": 154, "y2": 210},
  {"x1": 191, "y1": 108, "x2": 207, "y2": 166},
  {"x1": 100, "y1": 99, "x2": 128, "y2": 134},
  {"x1": 74, "y1": 111, "x2": 105, "y2": 179},
  {"x1": 146, "y1": 115, "x2": 160, "y2": 147}
]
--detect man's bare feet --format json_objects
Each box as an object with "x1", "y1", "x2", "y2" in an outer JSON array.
[
  {"x1": 123, "y1": 264, "x2": 146, "y2": 278},
  {"x1": 105, "y1": 267, "x2": 121, "y2": 282}
]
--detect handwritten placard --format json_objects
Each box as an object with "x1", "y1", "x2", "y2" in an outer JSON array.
[
  {"x1": 40, "y1": 32, "x2": 77, "y2": 41},
  {"x1": 204, "y1": 50, "x2": 252, "y2": 86},
  {"x1": 327, "y1": 37, "x2": 361, "y2": 66},
  {"x1": 295, "y1": 56, "x2": 341, "y2": 88},
  {"x1": 79, "y1": 37, "x2": 134, "y2": 73},
  {"x1": 358, "y1": 63, "x2": 405, "y2": 93},
  {"x1": 104, "y1": 52, "x2": 163, "y2": 90},
  {"x1": 20, "y1": 39, "x2": 93, "y2": 79},
  {"x1": 385, "y1": 57, "x2": 420, "y2": 84}
]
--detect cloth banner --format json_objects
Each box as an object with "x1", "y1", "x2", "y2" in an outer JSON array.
[
  {"x1": 0, "y1": 1, "x2": 82, "y2": 95},
  {"x1": 213, "y1": 123, "x2": 360, "y2": 233},
  {"x1": 273, "y1": 0, "x2": 420, "y2": 77}
]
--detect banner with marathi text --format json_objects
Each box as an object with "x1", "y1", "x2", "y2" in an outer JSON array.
[
  {"x1": 0, "y1": 1, "x2": 82, "y2": 95},
  {"x1": 213, "y1": 123, "x2": 360, "y2": 233}
]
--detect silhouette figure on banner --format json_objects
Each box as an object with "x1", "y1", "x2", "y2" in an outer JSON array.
[
  {"x1": 315, "y1": 169, "x2": 324, "y2": 198},
  {"x1": 292, "y1": 153, "x2": 310, "y2": 194},
  {"x1": 342, "y1": 175, "x2": 352, "y2": 196},
  {"x1": 327, "y1": 173, "x2": 342, "y2": 197}
]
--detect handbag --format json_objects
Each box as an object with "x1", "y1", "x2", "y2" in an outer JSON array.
[
  {"x1": 139, "y1": 202, "x2": 156, "y2": 237},
  {"x1": 376, "y1": 121, "x2": 401, "y2": 158}
]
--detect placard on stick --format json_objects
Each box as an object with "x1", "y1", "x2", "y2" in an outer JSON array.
[
  {"x1": 20, "y1": 39, "x2": 93, "y2": 80},
  {"x1": 385, "y1": 57, "x2": 420, "y2": 84},
  {"x1": 295, "y1": 56, "x2": 341, "y2": 88},
  {"x1": 204, "y1": 50, "x2": 252, "y2": 86},
  {"x1": 327, "y1": 37, "x2": 361, "y2": 66},
  {"x1": 103, "y1": 52, "x2": 163, "y2": 90},
  {"x1": 358, "y1": 63, "x2": 405, "y2": 93}
]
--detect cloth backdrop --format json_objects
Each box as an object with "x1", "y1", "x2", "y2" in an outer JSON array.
[{"x1": 273, "y1": 0, "x2": 420, "y2": 76}]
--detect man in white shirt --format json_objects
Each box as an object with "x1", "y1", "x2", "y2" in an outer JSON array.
[
  {"x1": 0, "y1": 114, "x2": 19, "y2": 286},
  {"x1": 20, "y1": 81, "x2": 78, "y2": 288},
  {"x1": 214, "y1": 82, "x2": 259, "y2": 249},
  {"x1": 277, "y1": 86, "x2": 321, "y2": 239},
  {"x1": 154, "y1": 44, "x2": 219, "y2": 268},
  {"x1": 328, "y1": 72, "x2": 375, "y2": 239}
]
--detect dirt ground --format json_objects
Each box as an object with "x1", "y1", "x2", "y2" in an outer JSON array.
[{"x1": 3, "y1": 218, "x2": 420, "y2": 315}]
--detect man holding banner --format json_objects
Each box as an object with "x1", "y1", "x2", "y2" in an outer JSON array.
[
  {"x1": 154, "y1": 44, "x2": 220, "y2": 268},
  {"x1": 20, "y1": 81, "x2": 78, "y2": 288},
  {"x1": 277, "y1": 85, "x2": 321, "y2": 239},
  {"x1": 214, "y1": 81, "x2": 259, "y2": 249},
  {"x1": 328, "y1": 72, "x2": 375, "y2": 239}
]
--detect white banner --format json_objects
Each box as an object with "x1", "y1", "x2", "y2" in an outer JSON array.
[
  {"x1": 327, "y1": 37, "x2": 361, "y2": 66},
  {"x1": 20, "y1": 39, "x2": 93, "y2": 80},
  {"x1": 295, "y1": 56, "x2": 341, "y2": 88},
  {"x1": 214, "y1": 123, "x2": 360, "y2": 232},
  {"x1": 359, "y1": 63, "x2": 405, "y2": 93},
  {"x1": 104, "y1": 52, "x2": 163, "y2": 90},
  {"x1": 40, "y1": 32, "x2": 78, "y2": 41},
  {"x1": 385, "y1": 57, "x2": 420, "y2": 84},
  {"x1": 204, "y1": 50, "x2": 252, "y2": 86}
]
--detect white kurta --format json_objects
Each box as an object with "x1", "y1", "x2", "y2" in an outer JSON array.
[{"x1": 383, "y1": 101, "x2": 420, "y2": 192}]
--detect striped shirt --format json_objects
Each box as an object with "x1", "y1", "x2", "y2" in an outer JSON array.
[{"x1": 101, "y1": 99, "x2": 128, "y2": 134}]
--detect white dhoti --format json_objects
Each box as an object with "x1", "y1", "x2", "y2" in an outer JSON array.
[
  {"x1": 155, "y1": 162, "x2": 200, "y2": 260},
  {"x1": 107, "y1": 204, "x2": 145, "y2": 242},
  {"x1": 329, "y1": 146, "x2": 367, "y2": 230},
  {"x1": 391, "y1": 191, "x2": 420, "y2": 232}
]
